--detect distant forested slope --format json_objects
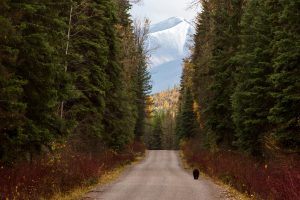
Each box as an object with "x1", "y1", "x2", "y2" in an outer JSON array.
[
  {"x1": 143, "y1": 87, "x2": 180, "y2": 150},
  {"x1": 151, "y1": 86, "x2": 179, "y2": 115}
]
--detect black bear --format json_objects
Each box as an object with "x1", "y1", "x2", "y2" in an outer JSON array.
[{"x1": 193, "y1": 169, "x2": 200, "y2": 180}]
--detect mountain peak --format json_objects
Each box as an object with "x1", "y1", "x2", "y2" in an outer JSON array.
[
  {"x1": 163, "y1": 16, "x2": 185, "y2": 24},
  {"x1": 150, "y1": 17, "x2": 187, "y2": 33}
]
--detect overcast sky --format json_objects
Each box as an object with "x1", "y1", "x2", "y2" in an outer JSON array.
[{"x1": 130, "y1": 0, "x2": 199, "y2": 24}]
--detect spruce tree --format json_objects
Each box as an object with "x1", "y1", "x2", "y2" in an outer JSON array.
[
  {"x1": 232, "y1": 0, "x2": 273, "y2": 156},
  {"x1": 101, "y1": 0, "x2": 136, "y2": 150},
  {"x1": 133, "y1": 49, "x2": 152, "y2": 140},
  {"x1": 267, "y1": 0, "x2": 300, "y2": 152},
  {"x1": 0, "y1": 0, "x2": 26, "y2": 162},
  {"x1": 151, "y1": 114, "x2": 163, "y2": 150},
  {"x1": 176, "y1": 61, "x2": 198, "y2": 140},
  {"x1": 115, "y1": 0, "x2": 144, "y2": 145},
  {"x1": 7, "y1": 0, "x2": 70, "y2": 160},
  {"x1": 191, "y1": 0, "x2": 214, "y2": 147},
  {"x1": 115, "y1": 2, "x2": 152, "y2": 142},
  {"x1": 65, "y1": 0, "x2": 109, "y2": 142},
  {"x1": 131, "y1": 18, "x2": 152, "y2": 141},
  {"x1": 207, "y1": 0, "x2": 243, "y2": 147},
  {"x1": 179, "y1": 88, "x2": 198, "y2": 139}
]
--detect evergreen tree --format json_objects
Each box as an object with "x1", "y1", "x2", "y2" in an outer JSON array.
[
  {"x1": 161, "y1": 111, "x2": 176, "y2": 150},
  {"x1": 101, "y1": 0, "x2": 136, "y2": 150},
  {"x1": 63, "y1": 0, "x2": 112, "y2": 153},
  {"x1": 178, "y1": 88, "x2": 198, "y2": 139},
  {"x1": 232, "y1": 0, "x2": 273, "y2": 156},
  {"x1": 132, "y1": 19, "x2": 152, "y2": 140},
  {"x1": 191, "y1": 0, "x2": 214, "y2": 147},
  {"x1": 115, "y1": 0, "x2": 147, "y2": 147},
  {"x1": 0, "y1": 0, "x2": 27, "y2": 162},
  {"x1": 115, "y1": 14, "x2": 152, "y2": 143},
  {"x1": 151, "y1": 114, "x2": 163, "y2": 150},
  {"x1": 7, "y1": 0, "x2": 70, "y2": 160},
  {"x1": 133, "y1": 52, "x2": 152, "y2": 140},
  {"x1": 204, "y1": 0, "x2": 243, "y2": 147},
  {"x1": 64, "y1": 0, "x2": 134, "y2": 150},
  {"x1": 176, "y1": 61, "x2": 198, "y2": 140},
  {"x1": 267, "y1": 0, "x2": 300, "y2": 152}
]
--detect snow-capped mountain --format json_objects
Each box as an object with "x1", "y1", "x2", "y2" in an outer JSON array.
[{"x1": 148, "y1": 17, "x2": 195, "y2": 93}]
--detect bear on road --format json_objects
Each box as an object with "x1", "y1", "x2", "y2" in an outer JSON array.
[{"x1": 193, "y1": 169, "x2": 199, "y2": 180}]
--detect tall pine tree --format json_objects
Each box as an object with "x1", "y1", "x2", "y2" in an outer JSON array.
[
  {"x1": 0, "y1": 0, "x2": 27, "y2": 162},
  {"x1": 267, "y1": 0, "x2": 300, "y2": 152},
  {"x1": 232, "y1": 0, "x2": 273, "y2": 156},
  {"x1": 176, "y1": 60, "x2": 198, "y2": 140},
  {"x1": 205, "y1": 0, "x2": 243, "y2": 147},
  {"x1": 7, "y1": 0, "x2": 70, "y2": 160}
]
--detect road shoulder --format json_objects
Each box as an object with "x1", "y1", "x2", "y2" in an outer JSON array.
[
  {"x1": 50, "y1": 154, "x2": 146, "y2": 200},
  {"x1": 178, "y1": 151, "x2": 253, "y2": 200},
  {"x1": 81, "y1": 152, "x2": 147, "y2": 200}
]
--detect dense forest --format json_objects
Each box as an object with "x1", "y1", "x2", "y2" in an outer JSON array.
[
  {"x1": 0, "y1": 0, "x2": 151, "y2": 198},
  {"x1": 0, "y1": 0, "x2": 151, "y2": 163},
  {"x1": 178, "y1": 0, "x2": 299, "y2": 156},
  {"x1": 177, "y1": 0, "x2": 299, "y2": 199}
]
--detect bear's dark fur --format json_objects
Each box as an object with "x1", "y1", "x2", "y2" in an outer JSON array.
[{"x1": 193, "y1": 169, "x2": 199, "y2": 180}]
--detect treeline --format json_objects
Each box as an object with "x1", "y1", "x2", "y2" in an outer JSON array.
[
  {"x1": 143, "y1": 88, "x2": 179, "y2": 150},
  {"x1": 144, "y1": 110, "x2": 177, "y2": 150},
  {"x1": 177, "y1": 0, "x2": 299, "y2": 157},
  {"x1": 0, "y1": 0, "x2": 151, "y2": 164}
]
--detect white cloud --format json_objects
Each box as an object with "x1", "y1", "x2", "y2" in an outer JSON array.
[{"x1": 130, "y1": 0, "x2": 199, "y2": 24}]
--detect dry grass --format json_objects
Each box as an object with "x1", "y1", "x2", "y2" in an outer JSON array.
[
  {"x1": 49, "y1": 154, "x2": 145, "y2": 200},
  {"x1": 50, "y1": 165, "x2": 127, "y2": 200}
]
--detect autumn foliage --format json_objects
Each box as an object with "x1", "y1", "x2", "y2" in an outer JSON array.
[
  {"x1": 182, "y1": 141, "x2": 300, "y2": 200},
  {"x1": 0, "y1": 142, "x2": 145, "y2": 200}
]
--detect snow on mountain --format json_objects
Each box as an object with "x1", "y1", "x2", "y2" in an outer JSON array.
[
  {"x1": 147, "y1": 17, "x2": 195, "y2": 93},
  {"x1": 150, "y1": 17, "x2": 185, "y2": 34}
]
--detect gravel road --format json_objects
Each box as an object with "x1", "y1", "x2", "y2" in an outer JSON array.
[{"x1": 83, "y1": 150, "x2": 234, "y2": 200}]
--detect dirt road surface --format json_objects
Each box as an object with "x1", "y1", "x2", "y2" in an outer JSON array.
[{"x1": 83, "y1": 150, "x2": 235, "y2": 200}]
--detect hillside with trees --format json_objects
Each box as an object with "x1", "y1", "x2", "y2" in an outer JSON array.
[
  {"x1": 151, "y1": 86, "x2": 179, "y2": 115},
  {"x1": 143, "y1": 87, "x2": 179, "y2": 150},
  {"x1": 177, "y1": 0, "x2": 299, "y2": 199},
  {"x1": 0, "y1": 0, "x2": 151, "y2": 199}
]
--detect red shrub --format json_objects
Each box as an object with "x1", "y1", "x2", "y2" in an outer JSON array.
[
  {"x1": 129, "y1": 141, "x2": 146, "y2": 155},
  {"x1": 0, "y1": 142, "x2": 144, "y2": 200},
  {"x1": 182, "y1": 141, "x2": 300, "y2": 200}
]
